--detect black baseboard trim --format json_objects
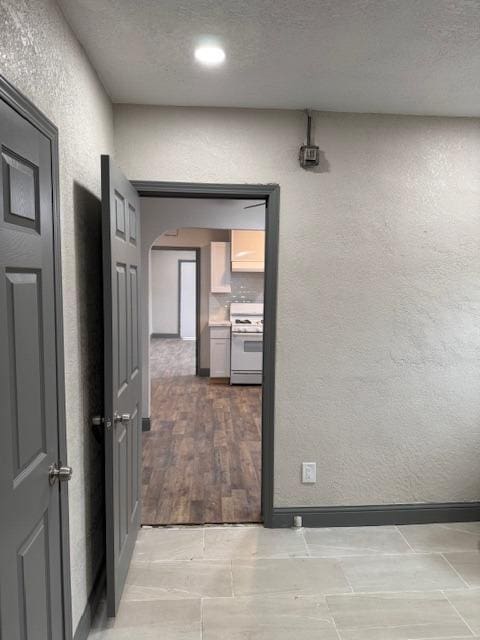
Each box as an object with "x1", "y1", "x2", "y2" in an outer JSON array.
[
  {"x1": 142, "y1": 417, "x2": 151, "y2": 432},
  {"x1": 199, "y1": 368, "x2": 210, "y2": 377},
  {"x1": 73, "y1": 563, "x2": 105, "y2": 640},
  {"x1": 151, "y1": 332, "x2": 179, "y2": 339},
  {"x1": 271, "y1": 502, "x2": 480, "y2": 528}
]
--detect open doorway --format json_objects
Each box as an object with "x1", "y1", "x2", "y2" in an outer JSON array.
[
  {"x1": 150, "y1": 245, "x2": 200, "y2": 376},
  {"x1": 143, "y1": 223, "x2": 265, "y2": 525},
  {"x1": 141, "y1": 200, "x2": 269, "y2": 526},
  {"x1": 134, "y1": 183, "x2": 279, "y2": 530}
]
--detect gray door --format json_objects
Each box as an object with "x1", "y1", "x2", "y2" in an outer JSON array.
[
  {"x1": 0, "y1": 96, "x2": 65, "y2": 636},
  {"x1": 101, "y1": 156, "x2": 142, "y2": 616}
]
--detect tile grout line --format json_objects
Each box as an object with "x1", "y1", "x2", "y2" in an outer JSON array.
[
  {"x1": 442, "y1": 589, "x2": 477, "y2": 637},
  {"x1": 441, "y1": 553, "x2": 472, "y2": 589},
  {"x1": 327, "y1": 621, "x2": 474, "y2": 634},
  {"x1": 335, "y1": 558, "x2": 355, "y2": 594},
  {"x1": 425, "y1": 637, "x2": 474, "y2": 639},
  {"x1": 144, "y1": 550, "x2": 462, "y2": 564},
  {"x1": 324, "y1": 595, "x2": 343, "y2": 640},
  {"x1": 196, "y1": 588, "x2": 469, "y2": 600},
  {"x1": 200, "y1": 597, "x2": 204, "y2": 640},
  {"x1": 300, "y1": 529, "x2": 311, "y2": 557},
  {"x1": 395, "y1": 525, "x2": 417, "y2": 553},
  {"x1": 331, "y1": 618, "x2": 342, "y2": 640},
  {"x1": 230, "y1": 559, "x2": 235, "y2": 598},
  {"x1": 142, "y1": 553, "x2": 474, "y2": 564}
]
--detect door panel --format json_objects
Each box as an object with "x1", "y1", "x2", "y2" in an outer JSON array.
[
  {"x1": 0, "y1": 95, "x2": 64, "y2": 639},
  {"x1": 6, "y1": 271, "x2": 46, "y2": 474},
  {"x1": 116, "y1": 263, "x2": 128, "y2": 391},
  {"x1": 18, "y1": 514, "x2": 50, "y2": 639},
  {"x1": 101, "y1": 155, "x2": 142, "y2": 616},
  {"x1": 130, "y1": 266, "x2": 139, "y2": 372}
]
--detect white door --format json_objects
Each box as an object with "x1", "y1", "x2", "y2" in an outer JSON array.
[{"x1": 180, "y1": 261, "x2": 196, "y2": 340}]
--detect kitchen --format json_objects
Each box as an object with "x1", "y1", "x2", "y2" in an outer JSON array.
[
  {"x1": 209, "y1": 229, "x2": 265, "y2": 385},
  {"x1": 143, "y1": 217, "x2": 266, "y2": 526}
]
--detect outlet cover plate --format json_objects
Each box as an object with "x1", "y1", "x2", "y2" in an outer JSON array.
[{"x1": 302, "y1": 462, "x2": 316, "y2": 483}]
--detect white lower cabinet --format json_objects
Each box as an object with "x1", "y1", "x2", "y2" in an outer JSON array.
[{"x1": 210, "y1": 326, "x2": 231, "y2": 378}]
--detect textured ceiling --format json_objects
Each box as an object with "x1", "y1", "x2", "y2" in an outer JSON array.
[{"x1": 58, "y1": 0, "x2": 480, "y2": 116}]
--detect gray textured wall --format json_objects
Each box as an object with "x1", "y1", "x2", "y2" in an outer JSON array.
[
  {"x1": 0, "y1": 0, "x2": 114, "y2": 633},
  {"x1": 116, "y1": 105, "x2": 480, "y2": 508}
]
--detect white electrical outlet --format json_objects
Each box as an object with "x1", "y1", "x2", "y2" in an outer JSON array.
[{"x1": 302, "y1": 462, "x2": 316, "y2": 483}]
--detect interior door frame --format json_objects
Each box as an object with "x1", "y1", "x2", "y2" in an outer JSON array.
[
  {"x1": 132, "y1": 181, "x2": 279, "y2": 527},
  {"x1": 150, "y1": 246, "x2": 201, "y2": 375},
  {"x1": 0, "y1": 75, "x2": 72, "y2": 637},
  {"x1": 178, "y1": 259, "x2": 197, "y2": 341}
]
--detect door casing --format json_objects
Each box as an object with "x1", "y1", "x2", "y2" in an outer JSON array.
[
  {"x1": 179, "y1": 260, "x2": 197, "y2": 340},
  {"x1": 132, "y1": 181, "x2": 279, "y2": 527},
  {"x1": 0, "y1": 75, "x2": 72, "y2": 637}
]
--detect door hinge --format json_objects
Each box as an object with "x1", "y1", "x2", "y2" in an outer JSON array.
[{"x1": 92, "y1": 415, "x2": 112, "y2": 430}]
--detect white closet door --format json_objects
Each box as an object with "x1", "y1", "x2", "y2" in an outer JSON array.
[{"x1": 180, "y1": 261, "x2": 196, "y2": 340}]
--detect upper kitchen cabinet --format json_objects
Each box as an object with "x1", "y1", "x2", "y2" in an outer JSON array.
[
  {"x1": 210, "y1": 241, "x2": 231, "y2": 292},
  {"x1": 231, "y1": 230, "x2": 265, "y2": 272}
]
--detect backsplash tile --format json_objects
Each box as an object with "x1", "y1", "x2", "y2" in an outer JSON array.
[{"x1": 209, "y1": 272, "x2": 264, "y2": 321}]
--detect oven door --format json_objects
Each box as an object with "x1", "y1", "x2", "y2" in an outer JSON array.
[{"x1": 230, "y1": 333, "x2": 263, "y2": 384}]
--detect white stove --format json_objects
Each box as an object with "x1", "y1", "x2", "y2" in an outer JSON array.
[
  {"x1": 230, "y1": 303, "x2": 263, "y2": 384},
  {"x1": 232, "y1": 323, "x2": 263, "y2": 333}
]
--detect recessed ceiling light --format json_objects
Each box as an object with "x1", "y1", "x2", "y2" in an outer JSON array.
[{"x1": 194, "y1": 45, "x2": 226, "y2": 67}]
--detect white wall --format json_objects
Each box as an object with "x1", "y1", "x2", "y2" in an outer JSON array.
[
  {"x1": 0, "y1": 0, "x2": 113, "y2": 633},
  {"x1": 115, "y1": 104, "x2": 480, "y2": 509},
  {"x1": 150, "y1": 249, "x2": 195, "y2": 334}
]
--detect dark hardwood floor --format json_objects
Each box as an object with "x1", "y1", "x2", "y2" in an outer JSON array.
[{"x1": 142, "y1": 338, "x2": 262, "y2": 525}]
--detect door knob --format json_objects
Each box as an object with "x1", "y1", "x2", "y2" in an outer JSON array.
[
  {"x1": 49, "y1": 463, "x2": 73, "y2": 485},
  {"x1": 114, "y1": 412, "x2": 131, "y2": 423}
]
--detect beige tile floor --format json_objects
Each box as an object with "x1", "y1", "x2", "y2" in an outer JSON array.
[{"x1": 89, "y1": 522, "x2": 480, "y2": 639}]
